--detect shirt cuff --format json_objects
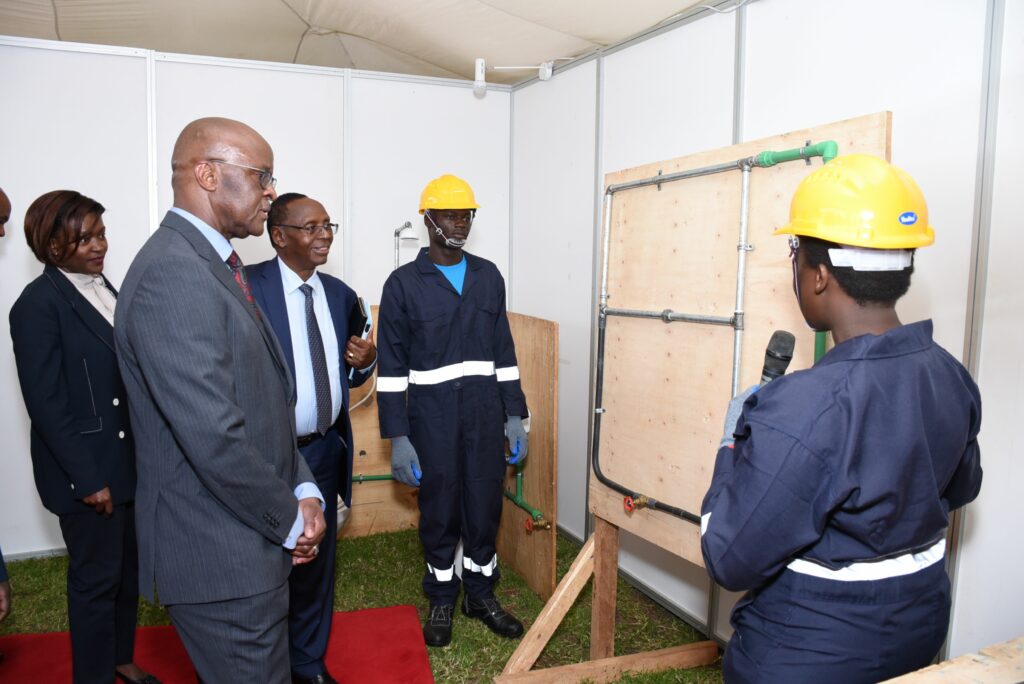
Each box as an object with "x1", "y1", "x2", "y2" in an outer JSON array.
[{"x1": 282, "y1": 482, "x2": 325, "y2": 550}]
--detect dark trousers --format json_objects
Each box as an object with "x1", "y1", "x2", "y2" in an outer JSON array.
[
  {"x1": 724, "y1": 561, "x2": 951, "y2": 683},
  {"x1": 168, "y1": 580, "x2": 290, "y2": 684},
  {"x1": 289, "y1": 428, "x2": 343, "y2": 679},
  {"x1": 410, "y1": 379, "x2": 506, "y2": 604},
  {"x1": 58, "y1": 502, "x2": 140, "y2": 684}
]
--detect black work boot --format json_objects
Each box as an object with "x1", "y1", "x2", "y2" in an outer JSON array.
[
  {"x1": 423, "y1": 603, "x2": 454, "y2": 647},
  {"x1": 461, "y1": 596, "x2": 524, "y2": 638}
]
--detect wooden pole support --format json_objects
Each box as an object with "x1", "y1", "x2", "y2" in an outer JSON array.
[
  {"x1": 590, "y1": 516, "x2": 619, "y2": 660},
  {"x1": 502, "y1": 535, "x2": 597, "y2": 675},
  {"x1": 494, "y1": 641, "x2": 720, "y2": 683}
]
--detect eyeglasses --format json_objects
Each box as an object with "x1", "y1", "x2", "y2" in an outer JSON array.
[
  {"x1": 207, "y1": 159, "x2": 277, "y2": 189},
  {"x1": 273, "y1": 222, "x2": 339, "y2": 235}
]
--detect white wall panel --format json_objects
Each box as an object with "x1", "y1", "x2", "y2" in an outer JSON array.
[
  {"x1": 153, "y1": 58, "x2": 345, "y2": 274},
  {"x1": 744, "y1": 0, "x2": 987, "y2": 359},
  {"x1": 0, "y1": 44, "x2": 150, "y2": 556},
  {"x1": 348, "y1": 77, "x2": 510, "y2": 305},
  {"x1": 511, "y1": 61, "x2": 597, "y2": 539},
  {"x1": 950, "y1": 0, "x2": 1024, "y2": 657},
  {"x1": 602, "y1": 13, "x2": 735, "y2": 174},
  {"x1": 598, "y1": 11, "x2": 737, "y2": 631}
]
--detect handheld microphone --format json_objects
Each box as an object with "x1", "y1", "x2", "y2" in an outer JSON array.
[{"x1": 760, "y1": 330, "x2": 796, "y2": 384}]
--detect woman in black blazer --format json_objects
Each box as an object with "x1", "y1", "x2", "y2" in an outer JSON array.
[{"x1": 9, "y1": 190, "x2": 159, "y2": 684}]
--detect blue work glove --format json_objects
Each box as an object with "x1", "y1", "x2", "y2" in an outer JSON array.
[
  {"x1": 505, "y1": 415, "x2": 529, "y2": 464},
  {"x1": 719, "y1": 385, "x2": 759, "y2": 449},
  {"x1": 390, "y1": 436, "x2": 422, "y2": 487}
]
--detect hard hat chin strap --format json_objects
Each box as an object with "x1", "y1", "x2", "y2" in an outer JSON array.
[{"x1": 426, "y1": 212, "x2": 467, "y2": 249}]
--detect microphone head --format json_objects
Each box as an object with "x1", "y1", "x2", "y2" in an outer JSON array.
[{"x1": 761, "y1": 330, "x2": 796, "y2": 383}]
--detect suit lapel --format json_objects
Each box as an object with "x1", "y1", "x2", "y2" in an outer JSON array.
[
  {"x1": 163, "y1": 213, "x2": 293, "y2": 394},
  {"x1": 43, "y1": 265, "x2": 115, "y2": 352},
  {"x1": 256, "y1": 259, "x2": 297, "y2": 383}
]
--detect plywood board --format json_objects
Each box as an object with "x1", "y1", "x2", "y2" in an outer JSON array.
[
  {"x1": 882, "y1": 637, "x2": 1024, "y2": 683},
  {"x1": 497, "y1": 313, "x2": 559, "y2": 600},
  {"x1": 344, "y1": 307, "x2": 559, "y2": 601},
  {"x1": 343, "y1": 306, "x2": 420, "y2": 538},
  {"x1": 592, "y1": 112, "x2": 892, "y2": 567}
]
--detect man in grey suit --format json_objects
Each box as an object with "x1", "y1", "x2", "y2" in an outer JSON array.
[{"x1": 115, "y1": 117, "x2": 327, "y2": 683}]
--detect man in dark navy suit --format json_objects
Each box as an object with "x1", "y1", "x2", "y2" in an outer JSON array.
[{"x1": 248, "y1": 193, "x2": 376, "y2": 684}]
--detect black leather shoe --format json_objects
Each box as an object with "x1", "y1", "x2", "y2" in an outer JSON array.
[
  {"x1": 461, "y1": 596, "x2": 524, "y2": 638},
  {"x1": 423, "y1": 603, "x2": 454, "y2": 647},
  {"x1": 291, "y1": 672, "x2": 338, "y2": 684}
]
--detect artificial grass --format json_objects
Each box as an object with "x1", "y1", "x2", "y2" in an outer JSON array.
[{"x1": 1, "y1": 530, "x2": 723, "y2": 683}]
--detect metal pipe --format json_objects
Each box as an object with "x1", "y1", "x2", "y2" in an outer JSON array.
[
  {"x1": 599, "y1": 192, "x2": 614, "y2": 308},
  {"x1": 393, "y1": 221, "x2": 417, "y2": 271},
  {"x1": 604, "y1": 307, "x2": 733, "y2": 327},
  {"x1": 590, "y1": 142, "x2": 840, "y2": 525},
  {"x1": 731, "y1": 162, "x2": 753, "y2": 395},
  {"x1": 607, "y1": 159, "x2": 742, "y2": 194}
]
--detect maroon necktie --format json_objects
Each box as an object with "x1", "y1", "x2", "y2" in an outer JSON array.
[{"x1": 225, "y1": 250, "x2": 257, "y2": 310}]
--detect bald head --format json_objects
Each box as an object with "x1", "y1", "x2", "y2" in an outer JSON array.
[{"x1": 170, "y1": 117, "x2": 276, "y2": 240}]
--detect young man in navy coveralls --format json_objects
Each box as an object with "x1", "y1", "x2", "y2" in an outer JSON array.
[
  {"x1": 702, "y1": 155, "x2": 983, "y2": 683},
  {"x1": 376, "y1": 174, "x2": 530, "y2": 647}
]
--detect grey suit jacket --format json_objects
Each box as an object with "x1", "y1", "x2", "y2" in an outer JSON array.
[{"x1": 114, "y1": 210, "x2": 314, "y2": 604}]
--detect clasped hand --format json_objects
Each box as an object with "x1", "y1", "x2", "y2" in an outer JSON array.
[{"x1": 291, "y1": 497, "x2": 327, "y2": 566}]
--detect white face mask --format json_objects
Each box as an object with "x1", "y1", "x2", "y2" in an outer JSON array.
[{"x1": 426, "y1": 212, "x2": 467, "y2": 249}]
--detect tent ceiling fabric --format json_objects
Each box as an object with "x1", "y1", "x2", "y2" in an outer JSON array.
[{"x1": 0, "y1": 0, "x2": 706, "y2": 84}]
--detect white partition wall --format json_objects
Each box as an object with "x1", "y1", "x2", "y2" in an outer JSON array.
[
  {"x1": 0, "y1": 42, "x2": 151, "y2": 556},
  {"x1": 510, "y1": 60, "x2": 598, "y2": 539},
  {"x1": 743, "y1": 0, "x2": 987, "y2": 359},
  {"x1": 153, "y1": 57, "x2": 345, "y2": 273},
  {"x1": 951, "y1": 0, "x2": 1024, "y2": 655},
  {"x1": 347, "y1": 75, "x2": 511, "y2": 304}
]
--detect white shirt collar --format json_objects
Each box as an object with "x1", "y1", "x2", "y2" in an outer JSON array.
[
  {"x1": 59, "y1": 269, "x2": 104, "y2": 287},
  {"x1": 170, "y1": 206, "x2": 234, "y2": 262},
  {"x1": 277, "y1": 256, "x2": 322, "y2": 296}
]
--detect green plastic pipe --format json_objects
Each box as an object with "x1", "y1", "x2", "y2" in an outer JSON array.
[
  {"x1": 756, "y1": 139, "x2": 839, "y2": 364},
  {"x1": 755, "y1": 140, "x2": 839, "y2": 168},
  {"x1": 354, "y1": 468, "x2": 546, "y2": 523},
  {"x1": 503, "y1": 461, "x2": 546, "y2": 522},
  {"x1": 353, "y1": 473, "x2": 394, "y2": 483},
  {"x1": 814, "y1": 331, "x2": 828, "y2": 362}
]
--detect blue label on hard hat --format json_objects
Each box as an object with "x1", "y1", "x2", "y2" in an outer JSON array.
[{"x1": 899, "y1": 211, "x2": 918, "y2": 226}]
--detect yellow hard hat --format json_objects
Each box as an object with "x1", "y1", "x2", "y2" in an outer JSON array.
[
  {"x1": 419, "y1": 174, "x2": 480, "y2": 214},
  {"x1": 774, "y1": 154, "x2": 934, "y2": 249}
]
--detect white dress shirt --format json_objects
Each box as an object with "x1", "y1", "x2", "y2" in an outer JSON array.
[
  {"x1": 59, "y1": 269, "x2": 117, "y2": 325},
  {"x1": 277, "y1": 257, "x2": 343, "y2": 437}
]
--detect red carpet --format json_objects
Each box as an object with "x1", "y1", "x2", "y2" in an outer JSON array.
[{"x1": 0, "y1": 605, "x2": 433, "y2": 683}]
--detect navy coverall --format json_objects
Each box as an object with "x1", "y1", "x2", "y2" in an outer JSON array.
[
  {"x1": 377, "y1": 248, "x2": 528, "y2": 604},
  {"x1": 701, "y1": 321, "x2": 982, "y2": 684}
]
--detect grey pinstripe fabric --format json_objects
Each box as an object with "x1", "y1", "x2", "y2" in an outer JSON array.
[
  {"x1": 114, "y1": 212, "x2": 314, "y2": 669},
  {"x1": 168, "y1": 580, "x2": 290, "y2": 683}
]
